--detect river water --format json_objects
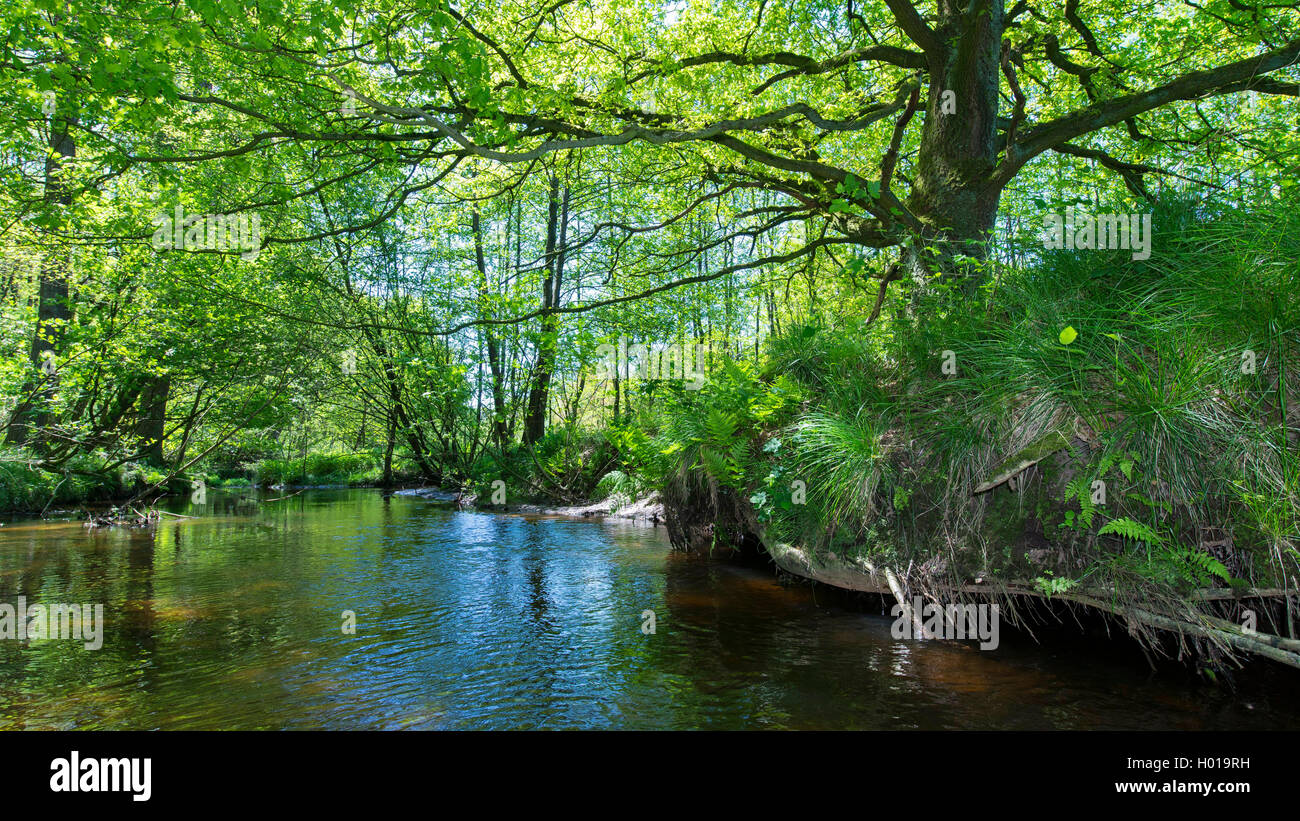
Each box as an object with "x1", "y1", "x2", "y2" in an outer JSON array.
[{"x1": 0, "y1": 489, "x2": 1295, "y2": 730}]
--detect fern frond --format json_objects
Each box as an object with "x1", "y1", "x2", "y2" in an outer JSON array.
[{"x1": 1099, "y1": 516, "x2": 1164, "y2": 545}]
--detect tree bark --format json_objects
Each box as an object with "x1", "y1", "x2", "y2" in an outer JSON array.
[
  {"x1": 903, "y1": 0, "x2": 1006, "y2": 293},
  {"x1": 523, "y1": 174, "x2": 569, "y2": 445},
  {"x1": 136, "y1": 374, "x2": 170, "y2": 465},
  {"x1": 381, "y1": 406, "x2": 397, "y2": 487},
  {"x1": 472, "y1": 209, "x2": 508, "y2": 450},
  {"x1": 6, "y1": 99, "x2": 76, "y2": 448}
]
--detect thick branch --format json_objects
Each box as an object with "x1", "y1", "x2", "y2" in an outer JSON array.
[
  {"x1": 997, "y1": 37, "x2": 1300, "y2": 184},
  {"x1": 883, "y1": 0, "x2": 941, "y2": 57}
]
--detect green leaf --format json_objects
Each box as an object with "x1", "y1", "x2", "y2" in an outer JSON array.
[
  {"x1": 1058, "y1": 326, "x2": 1078, "y2": 345},
  {"x1": 1099, "y1": 517, "x2": 1163, "y2": 545}
]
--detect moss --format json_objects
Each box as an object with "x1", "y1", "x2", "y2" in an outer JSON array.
[{"x1": 974, "y1": 430, "x2": 1070, "y2": 493}]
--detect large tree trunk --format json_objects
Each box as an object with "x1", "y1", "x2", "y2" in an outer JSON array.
[
  {"x1": 903, "y1": 0, "x2": 1006, "y2": 294},
  {"x1": 136, "y1": 374, "x2": 170, "y2": 465},
  {"x1": 6, "y1": 102, "x2": 76, "y2": 449}
]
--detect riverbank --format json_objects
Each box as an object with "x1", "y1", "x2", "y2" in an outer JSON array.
[
  {"x1": 0, "y1": 446, "x2": 428, "y2": 517},
  {"x1": 0, "y1": 455, "x2": 170, "y2": 515},
  {"x1": 393, "y1": 486, "x2": 665, "y2": 523},
  {"x1": 628, "y1": 203, "x2": 1300, "y2": 674},
  {"x1": 0, "y1": 456, "x2": 665, "y2": 526},
  {"x1": 760, "y1": 539, "x2": 1300, "y2": 670},
  {"x1": 656, "y1": 470, "x2": 1300, "y2": 672}
]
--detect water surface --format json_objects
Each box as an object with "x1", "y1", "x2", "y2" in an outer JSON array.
[{"x1": 1, "y1": 489, "x2": 1294, "y2": 730}]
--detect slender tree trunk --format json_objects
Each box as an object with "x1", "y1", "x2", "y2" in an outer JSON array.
[
  {"x1": 523, "y1": 175, "x2": 569, "y2": 445},
  {"x1": 172, "y1": 383, "x2": 207, "y2": 469},
  {"x1": 472, "y1": 209, "x2": 508, "y2": 450},
  {"x1": 611, "y1": 372, "x2": 620, "y2": 424},
  {"x1": 382, "y1": 346, "x2": 440, "y2": 483},
  {"x1": 381, "y1": 407, "x2": 397, "y2": 487}
]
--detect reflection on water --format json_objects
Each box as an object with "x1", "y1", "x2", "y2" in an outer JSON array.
[{"x1": 0, "y1": 489, "x2": 1295, "y2": 730}]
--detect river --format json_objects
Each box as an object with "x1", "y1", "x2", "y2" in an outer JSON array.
[{"x1": 1, "y1": 489, "x2": 1295, "y2": 730}]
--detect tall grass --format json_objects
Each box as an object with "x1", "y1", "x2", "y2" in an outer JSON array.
[{"x1": 653, "y1": 193, "x2": 1300, "y2": 610}]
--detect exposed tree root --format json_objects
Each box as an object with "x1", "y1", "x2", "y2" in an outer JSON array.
[
  {"x1": 765, "y1": 540, "x2": 1300, "y2": 670},
  {"x1": 1054, "y1": 592, "x2": 1300, "y2": 670}
]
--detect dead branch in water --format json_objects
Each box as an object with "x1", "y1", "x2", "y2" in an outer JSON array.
[{"x1": 84, "y1": 506, "x2": 162, "y2": 529}]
